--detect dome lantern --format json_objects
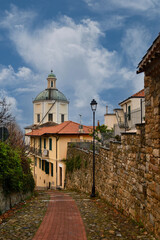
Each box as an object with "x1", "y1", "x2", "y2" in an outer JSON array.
[{"x1": 47, "y1": 70, "x2": 57, "y2": 89}]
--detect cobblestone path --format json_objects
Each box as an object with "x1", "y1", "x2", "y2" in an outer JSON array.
[
  {"x1": 0, "y1": 190, "x2": 157, "y2": 240},
  {"x1": 0, "y1": 192, "x2": 49, "y2": 240},
  {"x1": 65, "y1": 190, "x2": 157, "y2": 240}
]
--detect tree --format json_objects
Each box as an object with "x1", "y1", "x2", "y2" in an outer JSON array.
[
  {"x1": 0, "y1": 98, "x2": 35, "y2": 193},
  {"x1": 94, "y1": 124, "x2": 114, "y2": 145},
  {"x1": 0, "y1": 98, "x2": 14, "y2": 125}
]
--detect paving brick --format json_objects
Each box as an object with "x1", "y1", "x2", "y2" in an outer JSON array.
[{"x1": 33, "y1": 190, "x2": 87, "y2": 240}]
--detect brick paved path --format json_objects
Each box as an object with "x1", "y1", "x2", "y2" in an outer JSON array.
[{"x1": 32, "y1": 191, "x2": 87, "y2": 240}]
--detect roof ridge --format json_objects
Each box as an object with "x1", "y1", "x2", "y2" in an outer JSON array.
[{"x1": 57, "y1": 121, "x2": 71, "y2": 133}]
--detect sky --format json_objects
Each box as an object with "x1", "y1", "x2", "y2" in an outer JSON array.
[{"x1": 0, "y1": 0, "x2": 160, "y2": 128}]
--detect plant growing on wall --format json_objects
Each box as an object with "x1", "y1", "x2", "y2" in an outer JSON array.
[
  {"x1": 65, "y1": 155, "x2": 82, "y2": 173},
  {"x1": 90, "y1": 124, "x2": 114, "y2": 145}
]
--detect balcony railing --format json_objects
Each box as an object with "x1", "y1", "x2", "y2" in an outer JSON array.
[
  {"x1": 30, "y1": 147, "x2": 49, "y2": 158},
  {"x1": 30, "y1": 147, "x2": 42, "y2": 157}
]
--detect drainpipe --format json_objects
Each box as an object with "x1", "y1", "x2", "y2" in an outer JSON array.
[{"x1": 125, "y1": 104, "x2": 127, "y2": 132}]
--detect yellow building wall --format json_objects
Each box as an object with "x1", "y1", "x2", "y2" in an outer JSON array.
[{"x1": 30, "y1": 133, "x2": 92, "y2": 189}]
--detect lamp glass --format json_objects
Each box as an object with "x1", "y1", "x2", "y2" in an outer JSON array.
[{"x1": 90, "y1": 99, "x2": 97, "y2": 112}]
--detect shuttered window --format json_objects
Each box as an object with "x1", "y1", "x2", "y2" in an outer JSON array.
[
  {"x1": 45, "y1": 161, "x2": 49, "y2": 175},
  {"x1": 128, "y1": 105, "x2": 131, "y2": 120},
  {"x1": 49, "y1": 138, "x2": 52, "y2": 150},
  {"x1": 51, "y1": 163, "x2": 53, "y2": 177},
  {"x1": 44, "y1": 138, "x2": 46, "y2": 149}
]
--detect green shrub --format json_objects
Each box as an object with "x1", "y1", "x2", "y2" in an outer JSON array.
[{"x1": 0, "y1": 141, "x2": 35, "y2": 194}]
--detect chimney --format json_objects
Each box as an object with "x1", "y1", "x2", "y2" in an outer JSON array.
[
  {"x1": 79, "y1": 124, "x2": 84, "y2": 133},
  {"x1": 106, "y1": 105, "x2": 108, "y2": 114}
]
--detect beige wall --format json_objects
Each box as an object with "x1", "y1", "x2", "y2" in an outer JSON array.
[
  {"x1": 33, "y1": 101, "x2": 68, "y2": 124},
  {"x1": 104, "y1": 114, "x2": 117, "y2": 129}
]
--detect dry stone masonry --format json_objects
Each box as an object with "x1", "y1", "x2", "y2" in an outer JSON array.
[{"x1": 66, "y1": 35, "x2": 160, "y2": 239}]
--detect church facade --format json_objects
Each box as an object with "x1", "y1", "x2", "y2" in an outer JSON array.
[{"x1": 33, "y1": 71, "x2": 69, "y2": 125}]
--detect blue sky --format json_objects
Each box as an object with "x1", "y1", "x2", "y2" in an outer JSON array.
[{"x1": 0, "y1": 0, "x2": 160, "y2": 128}]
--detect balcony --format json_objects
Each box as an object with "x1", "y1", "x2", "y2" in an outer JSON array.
[
  {"x1": 42, "y1": 149, "x2": 49, "y2": 158},
  {"x1": 30, "y1": 147, "x2": 42, "y2": 157}
]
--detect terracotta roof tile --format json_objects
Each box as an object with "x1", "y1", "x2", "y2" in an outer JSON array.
[
  {"x1": 119, "y1": 89, "x2": 144, "y2": 105},
  {"x1": 26, "y1": 121, "x2": 92, "y2": 136},
  {"x1": 132, "y1": 89, "x2": 145, "y2": 97}
]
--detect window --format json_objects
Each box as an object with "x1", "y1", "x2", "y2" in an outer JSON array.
[
  {"x1": 37, "y1": 114, "x2": 40, "y2": 123},
  {"x1": 39, "y1": 159, "x2": 41, "y2": 169},
  {"x1": 42, "y1": 160, "x2": 45, "y2": 171},
  {"x1": 44, "y1": 138, "x2": 46, "y2": 149},
  {"x1": 49, "y1": 138, "x2": 52, "y2": 150},
  {"x1": 61, "y1": 114, "x2": 64, "y2": 123},
  {"x1": 51, "y1": 81, "x2": 53, "y2": 87},
  {"x1": 45, "y1": 161, "x2": 49, "y2": 174},
  {"x1": 35, "y1": 157, "x2": 37, "y2": 166},
  {"x1": 51, "y1": 163, "x2": 53, "y2": 177},
  {"x1": 128, "y1": 106, "x2": 131, "y2": 120},
  {"x1": 48, "y1": 113, "x2": 53, "y2": 122}
]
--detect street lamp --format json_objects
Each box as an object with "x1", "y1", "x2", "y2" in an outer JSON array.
[{"x1": 90, "y1": 99, "x2": 97, "y2": 197}]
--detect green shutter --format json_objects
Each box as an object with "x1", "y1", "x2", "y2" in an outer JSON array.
[
  {"x1": 128, "y1": 106, "x2": 131, "y2": 120},
  {"x1": 49, "y1": 138, "x2": 52, "y2": 150},
  {"x1": 45, "y1": 161, "x2": 49, "y2": 174},
  {"x1": 44, "y1": 138, "x2": 46, "y2": 149},
  {"x1": 42, "y1": 160, "x2": 45, "y2": 171},
  {"x1": 51, "y1": 163, "x2": 53, "y2": 176}
]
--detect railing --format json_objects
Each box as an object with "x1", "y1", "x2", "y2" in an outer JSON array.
[
  {"x1": 30, "y1": 147, "x2": 42, "y2": 157},
  {"x1": 68, "y1": 141, "x2": 104, "y2": 153}
]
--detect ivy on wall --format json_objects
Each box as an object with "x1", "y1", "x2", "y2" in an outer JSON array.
[{"x1": 65, "y1": 155, "x2": 82, "y2": 173}]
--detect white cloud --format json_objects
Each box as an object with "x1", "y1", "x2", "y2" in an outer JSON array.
[
  {"x1": 121, "y1": 26, "x2": 151, "y2": 66},
  {"x1": 84, "y1": 0, "x2": 160, "y2": 12},
  {"x1": 0, "y1": 65, "x2": 42, "y2": 91},
  {"x1": 0, "y1": 6, "x2": 144, "y2": 125}
]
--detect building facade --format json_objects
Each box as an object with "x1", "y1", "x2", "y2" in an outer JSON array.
[
  {"x1": 26, "y1": 121, "x2": 92, "y2": 189},
  {"x1": 104, "y1": 89, "x2": 145, "y2": 135}
]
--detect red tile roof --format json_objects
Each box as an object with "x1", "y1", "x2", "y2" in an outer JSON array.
[
  {"x1": 119, "y1": 89, "x2": 144, "y2": 105},
  {"x1": 26, "y1": 121, "x2": 92, "y2": 137},
  {"x1": 132, "y1": 89, "x2": 145, "y2": 97}
]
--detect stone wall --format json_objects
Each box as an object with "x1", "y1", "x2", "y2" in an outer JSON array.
[
  {"x1": 0, "y1": 186, "x2": 32, "y2": 214},
  {"x1": 66, "y1": 123, "x2": 160, "y2": 239}
]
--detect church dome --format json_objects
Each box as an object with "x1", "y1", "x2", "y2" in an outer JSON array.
[{"x1": 33, "y1": 89, "x2": 69, "y2": 103}]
